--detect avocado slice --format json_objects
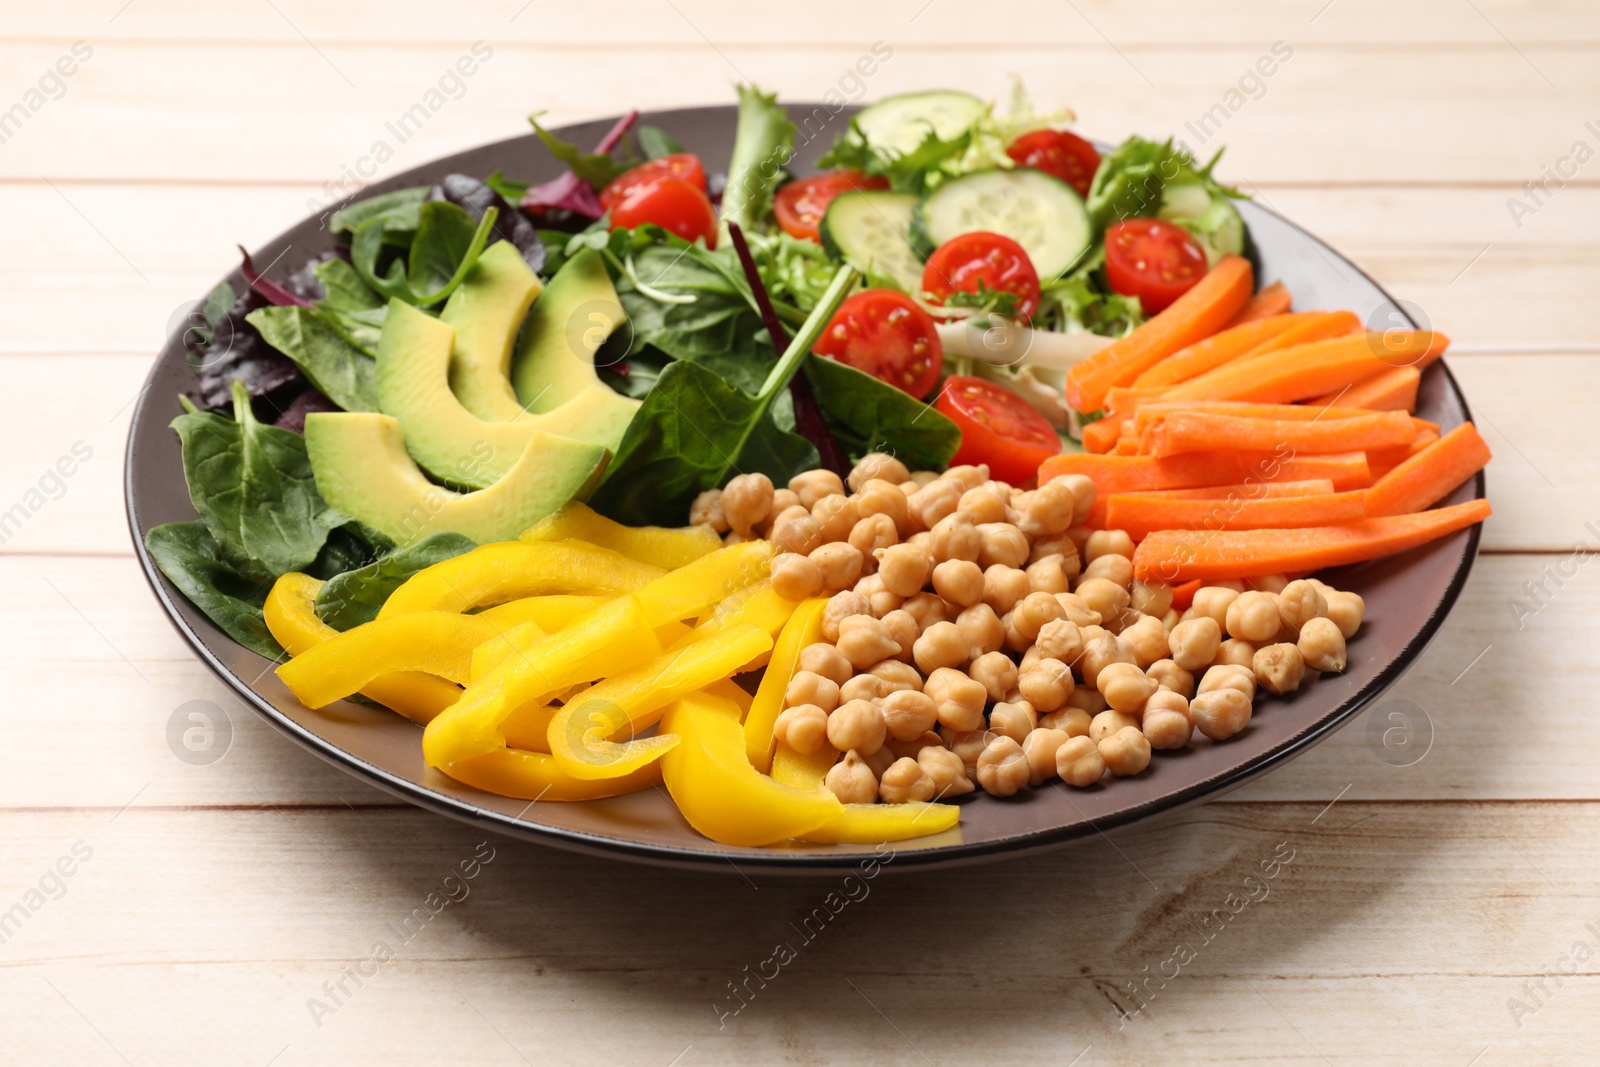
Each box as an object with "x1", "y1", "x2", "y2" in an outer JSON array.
[
  {"x1": 304, "y1": 411, "x2": 608, "y2": 547},
  {"x1": 444, "y1": 241, "x2": 544, "y2": 423}
]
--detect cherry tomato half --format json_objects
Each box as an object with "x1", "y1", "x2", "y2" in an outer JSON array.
[
  {"x1": 1103, "y1": 217, "x2": 1208, "y2": 314},
  {"x1": 921, "y1": 231, "x2": 1042, "y2": 322},
  {"x1": 813, "y1": 288, "x2": 942, "y2": 398},
  {"x1": 608, "y1": 177, "x2": 718, "y2": 248},
  {"x1": 935, "y1": 375, "x2": 1062, "y2": 486},
  {"x1": 774, "y1": 170, "x2": 891, "y2": 242},
  {"x1": 1005, "y1": 129, "x2": 1101, "y2": 199},
  {"x1": 599, "y1": 153, "x2": 708, "y2": 212}
]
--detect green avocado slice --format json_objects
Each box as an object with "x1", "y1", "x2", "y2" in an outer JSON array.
[
  {"x1": 444, "y1": 240, "x2": 544, "y2": 423},
  {"x1": 304, "y1": 411, "x2": 608, "y2": 548},
  {"x1": 510, "y1": 247, "x2": 630, "y2": 417}
]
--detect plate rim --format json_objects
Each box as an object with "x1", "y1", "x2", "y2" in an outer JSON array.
[{"x1": 124, "y1": 104, "x2": 1485, "y2": 874}]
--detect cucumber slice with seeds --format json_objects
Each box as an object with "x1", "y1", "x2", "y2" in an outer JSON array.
[
  {"x1": 820, "y1": 190, "x2": 924, "y2": 294},
  {"x1": 850, "y1": 90, "x2": 987, "y2": 157},
  {"x1": 914, "y1": 168, "x2": 1092, "y2": 279}
]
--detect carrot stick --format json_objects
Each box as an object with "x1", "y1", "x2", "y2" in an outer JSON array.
[
  {"x1": 1221, "y1": 280, "x2": 1291, "y2": 328},
  {"x1": 1160, "y1": 330, "x2": 1451, "y2": 405},
  {"x1": 1131, "y1": 498, "x2": 1490, "y2": 582},
  {"x1": 1081, "y1": 415, "x2": 1126, "y2": 454},
  {"x1": 1113, "y1": 434, "x2": 1141, "y2": 455},
  {"x1": 1310, "y1": 366, "x2": 1421, "y2": 412},
  {"x1": 1169, "y1": 578, "x2": 1204, "y2": 611},
  {"x1": 1106, "y1": 491, "x2": 1368, "y2": 540},
  {"x1": 1365, "y1": 423, "x2": 1492, "y2": 517},
  {"x1": 1065, "y1": 255, "x2": 1253, "y2": 412},
  {"x1": 1104, "y1": 385, "x2": 1170, "y2": 414},
  {"x1": 1133, "y1": 312, "x2": 1321, "y2": 389},
  {"x1": 1131, "y1": 400, "x2": 1402, "y2": 438},
  {"x1": 1145, "y1": 409, "x2": 1417, "y2": 457},
  {"x1": 1130, "y1": 479, "x2": 1337, "y2": 500},
  {"x1": 1239, "y1": 310, "x2": 1361, "y2": 359},
  {"x1": 1367, "y1": 429, "x2": 1438, "y2": 481}
]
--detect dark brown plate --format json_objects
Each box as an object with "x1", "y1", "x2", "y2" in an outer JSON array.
[{"x1": 125, "y1": 105, "x2": 1484, "y2": 873}]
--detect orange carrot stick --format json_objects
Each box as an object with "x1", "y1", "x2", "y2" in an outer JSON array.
[
  {"x1": 1131, "y1": 479, "x2": 1337, "y2": 501},
  {"x1": 1310, "y1": 366, "x2": 1421, "y2": 412},
  {"x1": 1082, "y1": 415, "x2": 1127, "y2": 454},
  {"x1": 1065, "y1": 255, "x2": 1253, "y2": 413},
  {"x1": 1221, "y1": 280, "x2": 1291, "y2": 328},
  {"x1": 1133, "y1": 312, "x2": 1321, "y2": 389},
  {"x1": 1365, "y1": 423, "x2": 1492, "y2": 517},
  {"x1": 1131, "y1": 400, "x2": 1402, "y2": 438},
  {"x1": 1145, "y1": 410, "x2": 1417, "y2": 457},
  {"x1": 1131, "y1": 498, "x2": 1491, "y2": 582},
  {"x1": 1106, "y1": 491, "x2": 1368, "y2": 540},
  {"x1": 1160, "y1": 331, "x2": 1451, "y2": 405},
  {"x1": 1367, "y1": 429, "x2": 1438, "y2": 481},
  {"x1": 1113, "y1": 435, "x2": 1141, "y2": 455},
  {"x1": 1169, "y1": 578, "x2": 1204, "y2": 611},
  {"x1": 1104, "y1": 385, "x2": 1170, "y2": 414},
  {"x1": 1239, "y1": 310, "x2": 1361, "y2": 359}
]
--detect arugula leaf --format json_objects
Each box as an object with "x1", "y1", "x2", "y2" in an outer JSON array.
[
  {"x1": 351, "y1": 201, "x2": 498, "y2": 307},
  {"x1": 819, "y1": 119, "x2": 972, "y2": 195},
  {"x1": 315, "y1": 532, "x2": 475, "y2": 631},
  {"x1": 330, "y1": 186, "x2": 427, "y2": 238},
  {"x1": 484, "y1": 169, "x2": 530, "y2": 204},
  {"x1": 803, "y1": 355, "x2": 961, "y2": 471},
  {"x1": 944, "y1": 281, "x2": 1021, "y2": 319},
  {"x1": 587, "y1": 265, "x2": 858, "y2": 526},
  {"x1": 145, "y1": 521, "x2": 284, "y2": 660},
  {"x1": 246, "y1": 306, "x2": 378, "y2": 412},
  {"x1": 637, "y1": 125, "x2": 685, "y2": 160},
  {"x1": 529, "y1": 115, "x2": 630, "y2": 188},
  {"x1": 719, "y1": 84, "x2": 794, "y2": 243}
]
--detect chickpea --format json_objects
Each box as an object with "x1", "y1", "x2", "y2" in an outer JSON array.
[
  {"x1": 975, "y1": 735, "x2": 1030, "y2": 797},
  {"x1": 724, "y1": 528, "x2": 757, "y2": 545},
  {"x1": 1066, "y1": 687, "x2": 1108, "y2": 715},
  {"x1": 1275, "y1": 579, "x2": 1327, "y2": 638},
  {"x1": 1130, "y1": 580, "x2": 1174, "y2": 618},
  {"x1": 720, "y1": 473, "x2": 774, "y2": 534},
  {"x1": 785, "y1": 669, "x2": 840, "y2": 714},
  {"x1": 1223, "y1": 591, "x2": 1279, "y2": 643},
  {"x1": 809, "y1": 493, "x2": 857, "y2": 544},
  {"x1": 887, "y1": 729, "x2": 942, "y2": 761},
  {"x1": 1082, "y1": 553, "x2": 1134, "y2": 590},
  {"x1": 769, "y1": 504, "x2": 823, "y2": 555},
  {"x1": 854, "y1": 478, "x2": 910, "y2": 535},
  {"x1": 875, "y1": 543, "x2": 932, "y2": 598},
  {"x1": 689, "y1": 488, "x2": 730, "y2": 532},
  {"x1": 968, "y1": 651, "x2": 1019, "y2": 703},
  {"x1": 1029, "y1": 531, "x2": 1082, "y2": 572},
  {"x1": 859, "y1": 744, "x2": 896, "y2": 777},
  {"x1": 1142, "y1": 690, "x2": 1193, "y2": 750},
  {"x1": 900, "y1": 592, "x2": 950, "y2": 633},
  {"x1": 1083, "y1": 529, "x2": 1134, "y2": 564},
  {"x1": 789, "y1": 469, "x2": 845, "y2": 510},
  {"x1": 1198, "y1": 663, "x2": 1258, "y2": 702},
  {"x1": 1162, "y1": 608, "x2": 1182, "y2": 630},
  {"x1": 836, "y1": 614, "x2": 901, "y2": 670},
  {"x1": 1066, "y1": 525, "x2": 1094, "y2": 555},
  {"x1": 1056, "y1": 735, "x2": 1107, "y2": 787},
  {"x1": 958, "y1": 485, "x2": 1008, "y2": 525},
  {"x1": 1040, "y1": 706, "x2": 1092, "y2": 737},
  {"x1": 769, "y1": 552, "x2": 823, "y2": 601},
  {"x1": 870, "y1": 656, "x2": 921, "y2": 690},
  {"x1": 877, "y1": 757, "x2": 936, "y2": 804},
  {"x1": 810, "y1": 542, "x2": 865, "y2": 592},
  {"x1": 976, "y1": 523, "x2": 1030, "y2": 570},
  {"x1": 1078, "y1": 634, "x2": 1135, "y2": 690},
  {"x1": 1253, "y1": 643, "x2": 1305, "y2": 696},
  {"x1": 1021, "y1": 727, "x2": 1070, "y2": 784},
  {"x1": 1052, "y1": 592, "x2": 1102, "y2": 628},
  {"x1": 1019, "y1": 479, "x2": 1078, "y2": 539},
  {"x1": 1038, "y1": 474, "x2": 1091, "y2": 524},
  {"x1": 1168, "y1": 616, "x2": 1222, "y2": 671},
  {"x1": 980, "y1": 565, "x2": 1032, "y2": 616},
  {"x1": 852, "y1": 572, "x2": 902, "y2": 618},
  {"x1": 827, "y1": 698, "x2": 887, "y2": 755},
  {"x1": 924, "y1": 668, "x2": 988, "y2": 732},
  {"x1": 1023, "y1": 554, "x2": 1074, "y2": 596},
  {"x1": 917, "y1": 745, "x2": 975, "y2": 797},
  {"x1": 1323, "y1": 590, "x2": 1365, "y2": 640},
  {"x1": 1089, "y1": 708, "x2": 1141, "y2": 743},
  {"x1": 1214, "y1": 638, "x2": 1256, "y2": 669},
  {"x1": 840, "y1": 673, "x2": 895, "y2": 704},
  {"x1": 931, "y1": 559, "x2": 983, "y2": 607},
  {"x1": 1018, "y1": 658, "x2": 1074, "y2": 712},
  {"x1": 956, "y1": 603, "x2": 1005, "y2": 660},
  {"x1": 1005, "y1": 593, "x2": 1063, "y2": 645},
  {"x1": 1032, "y1": 620, "x2": 1082, "y2": 668},
  {"x1": 848, "y1": 453, "x2": 910, "y2": 492},
  {"x1": 903, "y1": 480, "x2": 957, "y2": 535},
  {"x1": 943, "y1": 464, "x2": 990, "y2": 492},
  {"x1": 879, "y1": 689, "x2": 938, "y2": 742},
  {"x1": 1250, "y1": 573, "x2": 1290, "y2": 594},
  {"x1": 1298, "y1": 616, "x2": 1348, "y2": 672},
  {"x1": 1191, "y1": 586, "x2": 1239, "y2": 632},
  {"x1": 848, "y1": 513, "x2": 899, "y2": 567},
  {"x1": 1097, "y1": 661, "x2": 1159, "y2": 713},
  {"x1": 928, "y1": 511, "x2": 981, "y2": 564},
  {"x1": 940, "y1": 725, "x2": 992, "y2": 776},
  {"x1": 1099, "y1": 726, "x2": 1152, "y2": 777},
  {"x1": 1076, "y1": 577, "x2": 1131, "y2": 625},
  {"x1": 799, "y1": 642, "x2": 853, "y2": 687},
  {"x1": 824, "y1": 750, "x2": 877, "y2": 803},
  {"x1": 1190, "y1": 688, "x2": 1253, "y2": 740},
  {"x1": 1078, "y1": 624, "x2": 1111, "y2": 645},
  {"x1": 913, "y1": 621, "x2": 968, "y2": 674},
  {"x1": 989, "y1": 699, "x2": 1038, "y2": 743},
  {"x1": 1119, "y1": 614, "x2": 1170, "y2": 668},
  {"x1": 770, "y1": 486, "x2": 800, "y2": 513},
  {"x1": 907, "y1": 530, "x2": 932, "y2": 552},
  {"x1": 879, "y1": 610, "x2": 919, "y2": 662},
  {"x1": 1146, "y1": 659, "x2": 1195, "y2": 700},
  {"x1": 773, "y1": 704, "x2": 829, "y2": 754}
]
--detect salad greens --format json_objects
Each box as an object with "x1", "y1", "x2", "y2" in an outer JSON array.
[
  {"x1": 314, "y1": 532, "x2": 476, "y2": 631},
  {"x1": 718, "y1": 85, "x2": 793, "y2": 244},
  {"x1": 1086, "y1": 136, "x2": 1247, "y2": 263}
]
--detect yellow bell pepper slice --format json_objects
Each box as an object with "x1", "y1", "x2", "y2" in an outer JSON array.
[
  {"x1": 379, "y1": 541, "x2": 663, "y2": 618},
  {"x1": 703, "y1": 678, "x2": 753, "y2": 717},
  {"x1": 744, "y1": 597, "x2": 827, "y2": 771},
  {"x1": 660, "y1": 692, "x2": 843, "y2": 846},
  {"x1": 443, "y1": 747, "x2": 662, "y2": 802},
  {"x1": 475, "y1": 594, "x2": 609, "y2": 631},
  {"x1": 263, "y1": 573, "x2": 460, "y2": 724},
  {"x1": 520, "y1": 501, "x2": 723, "y2": 569},
  {"x1": 771, "y1": 741, "x2": 839, "y2": 791},
  {"x1": 276, "y1": 611, "x2": 546, "y2": 707},
  {"x1": 798, "y1": 802, "x2": 961, "y2": 844},
  {"x1": 548, "y1": 622, "x2": 773, "y2": 779},
  {"x1": 632, "y1": 541, "x2": 771, "y2": 626}
]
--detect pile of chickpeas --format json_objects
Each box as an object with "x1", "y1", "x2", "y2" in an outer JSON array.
[{"x1": 687, "y1": 453, "x2": 1366, "y2": 805}]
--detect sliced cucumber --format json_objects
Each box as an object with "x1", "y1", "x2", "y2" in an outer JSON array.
[
  {"x1": 851, "y1": 90, "x2": 987, "y2": 157},
  {"x1": 914, "y1": 168, "x2": 1092, "y2": 279},
  {"x1": 821, "y1": 190, "x2": 924, "y2": 293}
]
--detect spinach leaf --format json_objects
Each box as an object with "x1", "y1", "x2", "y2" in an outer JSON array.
[
  {"x1": 144, "y1": 521, "x2": 284, "y2": 660},
  {"x1": 637, "y1": 125, "x2": 685, "y2": 160},
  {"x1": 313, "y1": 258, "x2": 384, "y2": 312},
  {"x1": 427, "y1": 173, "x2": 546, "y2": 273},
  {"x1": 172, "y1": 380, "x2": 341, "y2": 580},
  {"x1": 351, "y1": 201, "x2": 498, "y2": 307},
  {"x1": 306, "y1": 523, "x2": 380, "y2": 581},
  {"x1": 803, "y1": 355, "x2": 961, "y2": 471},
  {"x1": 587, "y1": 265, "x2": 856, "y2": 526},
  {"x1": 246, "y1": 306, "x2": 378, "y2": 412},
  {"x1": 719, "y1": 84, "x2": 794, "y2": 243},
  {"x1": 315, "y1": 532, "x2": 475, "y2": 631},
  {"x1": 330, "y1": 186, "x2": 427, "y2": 237}
]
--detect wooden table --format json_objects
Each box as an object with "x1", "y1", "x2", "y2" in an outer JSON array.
[{"x1": 5, "y1": 2, "x2": 1595, "y2": 1062}]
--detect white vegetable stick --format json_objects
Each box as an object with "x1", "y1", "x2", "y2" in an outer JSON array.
[{"x1": 935, "y1": 320, "x2": 1114, "y2": 373}]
